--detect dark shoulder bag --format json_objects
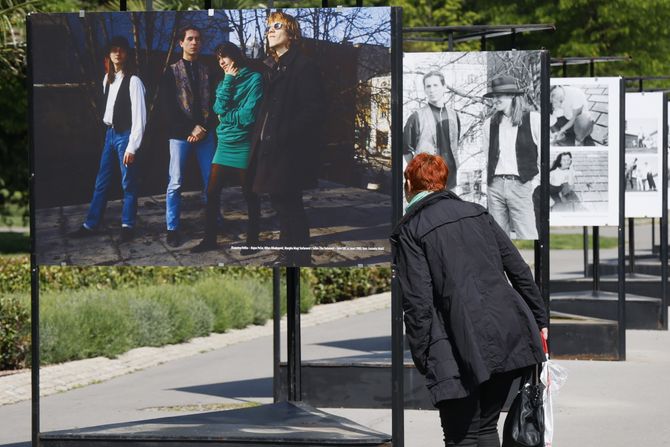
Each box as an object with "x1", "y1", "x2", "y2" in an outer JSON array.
[{"x1": 502, "y1": 365, "x2": 545, "y2": 447}]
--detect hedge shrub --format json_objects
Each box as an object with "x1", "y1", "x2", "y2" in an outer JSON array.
[
  {"x1": 0, "y1": 255, "x2": 389, "y2": 370},
  {"x1": 0, "y1": 295, "x2": 31, "y2": 370}
]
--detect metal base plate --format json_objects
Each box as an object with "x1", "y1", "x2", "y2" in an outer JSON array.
[{"x1": 39, "y1": 401, "x2": 392, "y2": 447}]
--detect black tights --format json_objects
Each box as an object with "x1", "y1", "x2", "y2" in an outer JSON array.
[
  {"x1": 204, "y1": 164, "x2": 260, "y2": 244},
  {"x1": 436, "y1": 369, "x2": 519, "y2": 447}
]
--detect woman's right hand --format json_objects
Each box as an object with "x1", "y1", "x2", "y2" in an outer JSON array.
[
  {"x1": 224, "y1": 64, "x2": 239, "y2": 77},
  {"x1": 541, "y1": 327, "x2": 549, "y2": 340}
]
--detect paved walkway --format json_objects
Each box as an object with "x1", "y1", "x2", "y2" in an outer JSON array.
[{"x1": 0, "y1": 292, "x2": 390, "y2": 407}]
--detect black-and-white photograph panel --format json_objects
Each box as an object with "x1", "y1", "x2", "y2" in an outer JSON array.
[
  {"x1": 549, "y1": 77, "x2": 621, "y2": 227},
  {"x1": 625, "y1": 92, "x2": 664, "y2": 218},
  {"x1": 403, "y1": 50, "x2": 545, "y2": 240},
  {"x1": 30, "y1": 8, "x2": 394, "y2": 267}
]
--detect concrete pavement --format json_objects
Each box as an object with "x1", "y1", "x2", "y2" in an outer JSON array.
[{"x1": 1, "y1": 221, "x2": 668, "y2": 446}]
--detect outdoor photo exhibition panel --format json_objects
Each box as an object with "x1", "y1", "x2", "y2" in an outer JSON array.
[
  {"x1": 31, "y1": 8, "x2": 393, "y2": 267},
  {"x1": 403, "y1": 51, "x2": 546, "y2": 241},
  {"x1": 549, "y1": 77, "x2": 622, "y2": 227},
  {"x1": 624, "y1": 92, "x2": 665, "y2": 218}
]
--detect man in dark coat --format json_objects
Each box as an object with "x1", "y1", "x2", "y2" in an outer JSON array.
[
  {"x1": 248, "y1": 11, "x2": 324, "y2": 266},
  {"x1": 391, "y1": 153, "x2": 547, "y2": 446}
]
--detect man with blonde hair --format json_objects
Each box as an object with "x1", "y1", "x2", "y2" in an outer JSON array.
[{"x1": 248, "y1": 12, "x2": 324, "y2": 266}]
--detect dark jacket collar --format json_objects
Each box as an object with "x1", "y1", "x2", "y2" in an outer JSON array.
[
  {"x1": 277, "y1": 47, "x2": 299, "y2": 67},
  {"x1": 390, "y1": 189, "x2": 462, "y2": 240}
]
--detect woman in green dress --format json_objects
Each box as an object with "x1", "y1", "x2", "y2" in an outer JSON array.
[{"x1": 192, "y1": 42, "x2": 263, "y2": 253}]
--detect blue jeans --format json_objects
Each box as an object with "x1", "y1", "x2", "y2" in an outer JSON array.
[
  {"x1": 166, "y1": 133, "x2": 215, "y2": 231},
  {"x1": 84, "y1": 128, "x2": 137, "y2": 229}
]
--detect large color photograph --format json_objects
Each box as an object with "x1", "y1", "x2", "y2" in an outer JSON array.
[
  {"x1": 624, "y1": 91, "x2": 664, "y2": 218},
  {"x1": 549, "y1": 77, "x2": 621, "y2": 227},
  {"x1": 403, "y1": 51, "x2": 546, "y2": 240},
  {"x1": 30, "y1": 8, "x2": 393, "y2": 267}
]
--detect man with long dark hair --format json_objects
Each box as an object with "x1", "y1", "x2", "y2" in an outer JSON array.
[
  {"x1": 161, "y1": 25, "x2": 218, "y2": 248},
  {"x1": 71, "y1": 36, "x2": 146, "y2": 242}
]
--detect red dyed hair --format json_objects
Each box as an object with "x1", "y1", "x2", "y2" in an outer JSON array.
[{"x1": 404, "y1": 153, "x2": 449, "y2": 193}]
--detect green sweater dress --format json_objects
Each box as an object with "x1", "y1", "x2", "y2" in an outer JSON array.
[{"x1": 212, "y1": 67, "x2": 263, "y2": 168}]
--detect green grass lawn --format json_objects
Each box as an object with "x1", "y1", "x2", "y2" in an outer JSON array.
[{"x1": 513, "y1": 233, "x2": 619, "y2": 250}]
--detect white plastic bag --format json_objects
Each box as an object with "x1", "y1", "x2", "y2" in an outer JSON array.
[{"x1": 540, "y1": 354, "x2": 568, "y2": 447}]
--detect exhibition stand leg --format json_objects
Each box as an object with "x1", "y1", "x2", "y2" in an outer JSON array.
[
  {"x1": 391, "y1": 8, "x2": 404, "y2": 447},
  {"x1": 629, "y1": 217, "x2": 636, "y2": 275},
  {"x1": 273, "y1": 267, "x2": 281, "y2": 402},
  {"x1": 584, "y1": 227, "x2": 589, "y2": 277},
  {"x1": 593, "y1": 226, "x2": 600, "y2": 293},
  {"x1": 287, "y1": 267, "x2": 302, "y2": 402}
]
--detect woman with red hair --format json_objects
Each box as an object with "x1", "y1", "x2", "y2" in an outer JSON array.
[{"x1": 391, "y1": 153, "x2": 548, "y2": 447}]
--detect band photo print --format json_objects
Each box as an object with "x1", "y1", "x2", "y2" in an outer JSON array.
[
  {"x1": 403, "y1": 50, "x2": 546, "y2": 240},
  {"x1": 625, "y1": 91, "x2": 665, "y2": 218},
  {"x1": 549, "y1": 77, "x2": 622, "y2": 227},
  {"x1": 29, "y1": 8, "x2": 395, "y2": 267}
]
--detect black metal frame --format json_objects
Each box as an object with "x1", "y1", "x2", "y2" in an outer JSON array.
[
  {"x1": 618, "y1": 78, "x2": 627, "y2": 358},
  {"x1": 556, "y1": 57, "x2": 630, "y2": 292},
  {"x1": 27, "y1": 10, "x2": 40, "y2": 447},
  {"x1": 662, "y1": 94, "x2": 669, "y2": 330},
  {"x1": 390, "y1": 7, "x2": 404, "y2": 446},
  {"x1": 619, "y1": 80, "x2": 669, "y2": 332},
  {"x1": 394, "y1": 26, "x2": 553, "y2": 446},
  {"x1": 403, "y1": 24, "x2": 555, "y2": 51},
  {"x1": 538, "y1": 52, "x2": 551, "y2": 340},
  {"x1": 552, "y1": 66, "x2": 628, "y2": 358}
]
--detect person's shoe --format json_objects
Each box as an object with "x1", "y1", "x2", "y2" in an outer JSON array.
[
  {"x1": 191, "y1": 238, "x2": 217, "y2": 253},
  {"x1": 166, "y1": 230, "x2": 181, "y2": 248},
  {"x1": 120, "y1": 227, "x2": 135, "y2": 243},
  {"x1": 70, "y1": 225, "x2": 96, "y2": 238}
]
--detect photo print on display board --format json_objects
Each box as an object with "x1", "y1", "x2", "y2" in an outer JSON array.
[
  {"x1": 30, "y1": 8, "x2": 395, "y2": 267},
  {"x1": 549, "y1": 77, "x2": 621, "y2": 227},
  {"x1": 625, "y1": 92, "x2": 665, "y2": 218},
  {"x1": 403, "y1": 50, "x2": 546, "y2": 240}
]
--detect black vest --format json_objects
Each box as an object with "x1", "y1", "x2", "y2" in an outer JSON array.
[
  {"x1": 487, "y1": 111, "x2": 538, "y2": 185},
  {"x1": 103, "y1": 74, "x2": 132, "y2": 133}
]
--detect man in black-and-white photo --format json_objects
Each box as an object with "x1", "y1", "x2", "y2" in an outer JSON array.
[{"x1": 403, "y1": 71, "x2": 460, "y2": 189}]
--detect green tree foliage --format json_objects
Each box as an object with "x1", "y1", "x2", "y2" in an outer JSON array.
[
  {"x1": 2, "y1": 0, "x2": 670, "y2": 225},
  {"x1": 466, "y1": 0, "x2": 670, "y2": 82}
]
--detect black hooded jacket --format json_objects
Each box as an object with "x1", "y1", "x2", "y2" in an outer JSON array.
[{"x1": 390, "y1": 190, "x2": 547, "y2": 405}]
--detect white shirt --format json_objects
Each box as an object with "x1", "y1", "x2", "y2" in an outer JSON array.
[
  {"x1": 102, "y1": 72, "x2": 147, "y2": 155},
  {"x1": 557, "y1": 87, "x2": 589, "y2": 120},
  {"x1": 550, "y1": 167, "x2": 575, "y2": 186},
  {"x1": 482, "y1": 111, "x2": 541, "y2": 177}
]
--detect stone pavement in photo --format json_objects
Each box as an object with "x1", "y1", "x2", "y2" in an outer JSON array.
[{"x1": 35, "y1": 181, "x2": 391, "y2": 267}]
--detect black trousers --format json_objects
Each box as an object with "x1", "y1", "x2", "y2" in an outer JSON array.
[
  {"x1": 436, "y1": 369, "x2": 520, "y2": 447},
  {"x1": 204, "y1": 164, "x2": 260, "y2": 244},
  {"x1": 270, "y1": 190, "x2": 310, "y2": 262}
]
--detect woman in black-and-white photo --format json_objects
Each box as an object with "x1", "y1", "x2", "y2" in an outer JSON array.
[{"x1": 549, "y1": 151, "x2": 580, "y2": 210}]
